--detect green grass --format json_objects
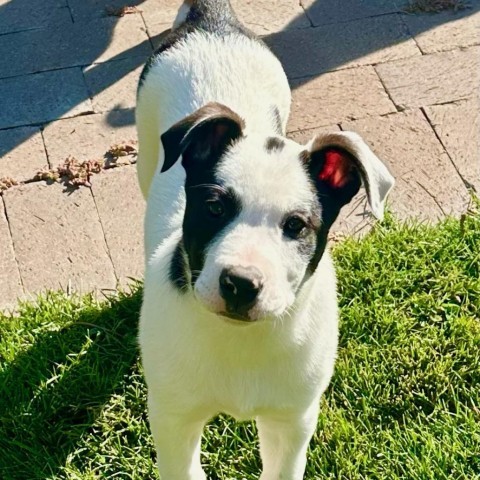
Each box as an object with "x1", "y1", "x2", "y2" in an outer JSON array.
[{"x1": 1, "y1": 209, "x2": 479, "y2": 480}]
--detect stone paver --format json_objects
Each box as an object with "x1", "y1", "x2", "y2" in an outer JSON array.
[
  {"x1": 140, "y1": 0, "x2": 194, "y2": 32},
  {"x1": 144, "y1": 20, "x2": 172, "y2": 46},
  {"x1": 0, "y1": 15, "x2": 151, "y2": 79},
  {"x1": 267, "y1": 14, "x2": 420, "y2": 79},
  {"x1": 0, "y1": 200, "x2": 23, "y2": 311},
  {"x1": 0, "y1": 0, "x2": 71, "y2": 36},
  {"x1": 231, "y1": 0, "x2": 310, "y2": 34},
  {"x1": 403, "y1": 10, "x2": 480, "y2": 54},
  {"x1": 3, "y1": 182, "x2": 117, "y2": 295},
  {"x1": 376, "y1": 46, "x2": 479, "y2": 109},
  {"x1": 331, "y1": 192, "x2": 374, "y2": 237},
  {"x1": 288, "y1": 66, "x2": 396, "y2": 132},
  {"x1": 0, "y1": 127, "x2": 49, "y2": 182},
  {"x1": 142, "y1": 0, "x2": 310, "y2": 34},
  {"x1": 141, "y1": 0, "x2": 310, "y2": 39},
  {"x1": 0, "y1": 68, "x2": 92, "y2": 129},
  {"x1": 287, "y1": 124, "x2": 340, "y2": 144},
  {"x1": 42, "y1": 110, "x2": 137, "y2": 168},
  {"x1": 300, "y1": 0, "x2": 400, "y2": 26},
  {"x1": 425, "y1": 100, "x2": 480, "y2": 193},
  {"x1": 342, "y1": 110, "x2": 470, "y2": 221},
  {"x1": 68, "y1": 0, "x2": 146, "y2": 22},
  {"x1": 84, "y1": 58, "x2": 143, "y2": 113},
  {"x1": 91, "y1": 166, "x2": 144, "y2": 287}
]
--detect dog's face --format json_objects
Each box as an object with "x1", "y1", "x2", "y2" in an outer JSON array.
[{"x1": 161, "y1": 103, "x2": 394, "y2": 322}]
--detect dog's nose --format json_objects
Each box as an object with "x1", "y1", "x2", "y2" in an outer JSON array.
[{"x1": 219, "y1": 266, "x2": 264, "y2": 314}]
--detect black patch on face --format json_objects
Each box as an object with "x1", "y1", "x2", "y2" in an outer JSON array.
[
  {"x1": 161, "y1": 103, "x2": 244, "y2": 291},
  {"x1": 265, "y1": 136, "x2": 285, "y2": 152},
  {"x1": 183, "y1": 179, "x2": 241, "y2": 284},
  {"x1": 304, "y1": 191, "x2": 351, "y2": 276},
  {"x1": 295, "y1": 210, "x2": 321, "y2": 260},
  {"x1": 287, "y1": 208, "x2": 330, "y2": 280},
  {"x1": 138, "y1": 0, "x2": 259, "y2": 89},
  {"x1": 281, "y1": 207, "x2": 322, "y2": 280},
  {"x1": 168, "y1": 176, "x2": 241, "y2": 291},
  {"x1": 169, "y1": 241, "x2": 189, "y2": 292},
  {"x1": 306, "y1": 226, "x2": 330, "y2": 276},
  {"x1": 168, "y1": 158, "x2": 241, "y2": 291}
]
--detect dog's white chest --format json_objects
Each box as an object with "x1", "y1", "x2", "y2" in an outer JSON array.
[{"x1": 140, "y1": 256, "x2": 339, "y2": 421}]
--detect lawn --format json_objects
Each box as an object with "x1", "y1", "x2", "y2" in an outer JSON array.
[{"x1": 1, "y1": 209, "x2": 479, "y2": 480}]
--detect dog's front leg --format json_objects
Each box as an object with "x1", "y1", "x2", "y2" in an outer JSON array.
[
  {"x1": 148, "y1": 401, "x2": 208, "y2": 480},
  {"x1": 257, "y1": 403, "x2": 319, "y2": 480}
]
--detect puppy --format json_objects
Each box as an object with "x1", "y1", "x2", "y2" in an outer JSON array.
[{"x1": 136, "y1": 1, "x2": 394, "y2": 478}]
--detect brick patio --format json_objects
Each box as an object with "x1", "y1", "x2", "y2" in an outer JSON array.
[{"x1": 0, "y1": 0, "x2": 479, "y2": 311}]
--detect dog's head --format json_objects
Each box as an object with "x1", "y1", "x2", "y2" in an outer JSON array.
[{"x1": 161, "y1": 103, "x2": 394, "y2": 323}]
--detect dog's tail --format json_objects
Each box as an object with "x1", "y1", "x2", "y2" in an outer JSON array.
[{"x1": 173, "y1": 0, "x2": 239, "y2": 30}]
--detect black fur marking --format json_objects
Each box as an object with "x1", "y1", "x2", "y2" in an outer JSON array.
[
  {"x1": 299, "y1": 197, "x2": 333, "y2": 279},
  {"x1": 169, "y1": 241, "x2": 189, "y2": 292},
  {"x1": 183, "y1": 182, "x2": 241, "y2": 284},
  {"x1": 306, "y1": 227, "x2": 329, "y2": 277},
  {"x1": 299, "y1": 148, "x2": 362, "y2": 275},
  {"x1": 138, "y1": 0, "x2": 259, "y2": 88},
  {"x1": 265, "y1": 136, "x2": 285, "y2": 152},
  {"x1": 169, "y1": 175, "x2": 241, "y2": 292},
  {"x1": 305, "y1": 196, "x2": 357, "y2": 276},
  {"x1": 282, "y1": 206, "x2": 322, "y2": 280},
  {"x1": 271, "y1": 105, "x2": 284, "y2": 135},
  {"x1": 160, "y1": 103, "x2": 245, "y2": 174},
  {"x1": 161, "y1": 103, "x2": 244, "y2": 289}
]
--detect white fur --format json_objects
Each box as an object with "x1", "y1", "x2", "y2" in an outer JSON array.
[
  {"x1": 141, "y1": 235, "x2": 338, "y2": 479},
  {"x1": 136, "y1": 30, "x2": 290, "y2": 202},
  {"x1": 136, "y1": 4, "x2": 394, "y2": 479}
]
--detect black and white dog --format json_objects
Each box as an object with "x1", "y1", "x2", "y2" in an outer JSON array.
[{"x1": 136, "y1": 1, "x2": 394, "y2": 478}]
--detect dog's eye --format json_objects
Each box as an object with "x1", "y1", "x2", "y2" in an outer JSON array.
[
  {"x1": 206, "y1": 199, "x2": 225, "y2": 218},
  {"x1": 283, "y1": 215, "x2": 307, "y2": 239}
]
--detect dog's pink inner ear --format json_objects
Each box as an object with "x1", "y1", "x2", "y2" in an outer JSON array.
[{"x1": 318, "y1": 149, "x2": 353, "y2": 189}]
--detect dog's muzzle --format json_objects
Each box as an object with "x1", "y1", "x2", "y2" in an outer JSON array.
[{"x1": 219, "y1": 265, "x2": 264, "y2": 320}]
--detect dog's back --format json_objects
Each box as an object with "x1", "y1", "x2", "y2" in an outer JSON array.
[{"x1": 136, "y1": 0, "x2": 291, "y2": 202}]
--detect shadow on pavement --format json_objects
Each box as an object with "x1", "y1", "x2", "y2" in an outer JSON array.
[{"x1": 0, "y1": 0, "x2": 478, "y2": 166}]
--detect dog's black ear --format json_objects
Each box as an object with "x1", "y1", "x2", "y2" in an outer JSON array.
[
  {"x1": 302, "y1": 131, "x2": 394, "y2": 227},
  {"x1": 161, "y1": 102, "x2": 245, "y2": 173}
]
